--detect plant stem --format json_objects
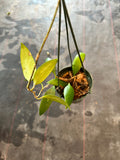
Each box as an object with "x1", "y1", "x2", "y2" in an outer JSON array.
[
  {"x1": 27, "y1": 0, "x2": 61, "y2": 91},
  {"x1": 62, "y1": 0, "x2": 84, "y2": 69},
  {"x1": 36, "y1": 84, "x2": 49, "y2": 98}
]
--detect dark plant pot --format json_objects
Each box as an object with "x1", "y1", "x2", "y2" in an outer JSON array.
[{"x1": 56, "y1": 66, "x2": 92, "y2": 103}]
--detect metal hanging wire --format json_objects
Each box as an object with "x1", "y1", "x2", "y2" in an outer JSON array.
[
  {"x1": 62, "y1": 0, "x2": 72, "y2": 66},
  {"x1": 57, "y1": 0, "x2": 61, "y2": 86},
  {"x1": 61, "y1": 0, "x2": 84, "y2": 69},
  {"x1": 57, "y1": 0, "x2": 85, "y2": 88}
]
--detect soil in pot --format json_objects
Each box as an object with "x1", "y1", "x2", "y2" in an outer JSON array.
[{"x1": 56, "y1": 68, "x2": 90, "y2": 100}]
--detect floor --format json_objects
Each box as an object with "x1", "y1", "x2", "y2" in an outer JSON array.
[{"x1": 0, "y1": 0, "x2": 120, "y2": 160}]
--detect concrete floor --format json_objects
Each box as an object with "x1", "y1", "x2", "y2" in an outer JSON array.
[{"x1": 0, "y1": 0, "x2": 120, "y2": 160}]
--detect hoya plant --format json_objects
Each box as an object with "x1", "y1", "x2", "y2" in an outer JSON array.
[
  {"x1": 20, "y1": 0, "x2": 92, "y2": 115},
  {"x1": 20, "y1": 44, "x2": 87, "y2": 115}
]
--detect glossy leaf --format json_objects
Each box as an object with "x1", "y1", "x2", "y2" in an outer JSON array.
[
  {"x1": 33, "y1": 59, "x2": 57, "y2": 85},
  {"x1": 20, "y1": 43, "x2": 36, "y2": 81},
  {"x1": 64, "y1": 83, "x2": 74, "y2": 106},
  {"x1": 39, "y1": 86, "x2": 55, "y2": 116},
  {"x1": 45, "y1": 57, "x2": 56, "y2": 76},
  {"x1": 41, "y1": 95, "x2": 70, "y2": 109},
  {"x1": 72, "y1": 52, "x2": 85, "y2": 75},
  {"x1": 47, "y1": 78, "x2": 67, "y2": 87}
]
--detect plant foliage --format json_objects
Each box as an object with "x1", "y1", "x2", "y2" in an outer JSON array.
[
  {"x1": 39, "y1": 86, "x2": 55, "y2": 115},
  {"x1": 20, "y1": 44, "x2": 87, "y2": 116},
  {"x1": 20, "y1": 43, "x2": 36, "y2": 81},
  {"x1": 47, "y1": 78, "x2": 67, "y2": 87},
  {"x1": 33, "y1": 59, "x2": 57, "y2": 85},
  {"x1": 64, "y1": 83, "x2": 74, "y2": 105},
  {"x1": 72, "y1": 52, "x2": 85, "y2": 75}
]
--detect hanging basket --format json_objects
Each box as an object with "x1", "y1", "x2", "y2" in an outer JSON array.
[{"x1": 56, "y1": 66, "x2": 92, "y2": 103}]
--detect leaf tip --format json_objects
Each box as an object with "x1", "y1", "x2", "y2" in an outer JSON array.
[
  {"x1": 21, "y1": 43, "x2": 24, "y2": 47},
  {"x1": 39, "y1": 111, "x2": 43, "y2": 116},
  {"x1": 55, "y1": 59, "x2": 58, "y2": 63}
]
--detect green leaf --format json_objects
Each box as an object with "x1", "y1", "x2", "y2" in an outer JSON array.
[
  {"x1": 45, "y1": 57, "x2": 56, "y2": 76},
  {"x1": 47, "y1": 78, "x2": 67, "y2": 87},
  {"x1": 33, "y1": 59, "x2": 57, "y2": 85},
  {"x1": 41, "y1": 95, "x2": 70, "y2": 109},
  {"x1": 20, "y1": 43, "x2": 36, "y2": 81},
  {"x1": 64, "y1": 83, "x2": 74, "y2": 106},
  {"x1": 72, "y1": 52, "x2": 85, "y2": 75},
  {"x1": 39, "y1": 86, "x2": 55, "y2": 116}
]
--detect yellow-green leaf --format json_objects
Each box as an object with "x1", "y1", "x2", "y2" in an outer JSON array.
[
  {"x1": 45, "y1": 57, "x2": 56, "y2": 76},
  {"x1": 72, "y1": 52, "x2": 85, "y2": 75},
  {"x1": 20, "y1": 43, "x2": 36, "y2": 81},
  {"x1": 41, "y1": 95, "x2": 70, "y2": 109},
  {"x1": 39, "y1": 86, "x2": 55, "y2": 116},
  {"x1": 47, "y1": 78, "x2": 67, "y2": 87},
  {"x1": 33, "y1": 59, "x2": 57, "y2": 85},
  {"x1": 64, "y1": 83, "x2": 74, "y2": 105}
]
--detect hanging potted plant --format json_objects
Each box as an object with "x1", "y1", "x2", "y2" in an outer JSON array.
[{"x1": 20, "y1": 0, "x2": 92, "y2": 116}]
